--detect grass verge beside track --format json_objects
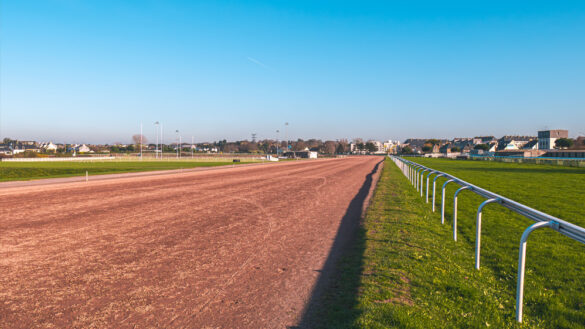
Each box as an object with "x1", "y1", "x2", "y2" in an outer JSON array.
[
  {"x1": 313, "y1": 158, "x2": 584, "y2": 328},
  {"x1": 0, "y1": 160, "x2": 256, "y2": 182}
]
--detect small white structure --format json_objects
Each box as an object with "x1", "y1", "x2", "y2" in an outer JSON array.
[
  {"x1": 78, "y1": 144, "x2": 91, "y2": 153},
  {"x1": 42, "y1": 142, "x2": 58, "y2": 152},
  {"x1": 266, "y1": 155, "x2": 279, "y2": 161}
]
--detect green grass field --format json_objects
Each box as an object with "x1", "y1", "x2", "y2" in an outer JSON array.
[
  {"x1": 314, "y1": 158, "x2": 585, "y2": 328},
  {"x1": 0, "y1": 159, "x2": 258, "y2": 182}
]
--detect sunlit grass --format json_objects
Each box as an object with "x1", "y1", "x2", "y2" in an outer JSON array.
[
  {"x1": 0, "y1": 159, "x2": 259, "y2": 181},
  {"x1": 315, "y1": 158, "x2": 585, "y2": 328}
]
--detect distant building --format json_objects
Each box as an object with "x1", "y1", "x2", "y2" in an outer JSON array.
[
  {"x1": 439, "y1": 144, "x2": 452, "y2": 154},
  {"x1": 474, "y1": 136, "x2": 497, "y2": 144},
  {"x1": 488, "y1": 143, "x2": 498, "y2": 152},
  {"x1": 368, "y1": 140, "x2": 385, "y2": 154},
  {"x1": 538, "y1": 130, "x2": 568, "y2": 150},
  {"x1": 497, "y1": 136, "x2": 536, "y2": 151},
  {"x1": 522, "y1": 140, "x2": 539, "y2": 150},
  {"x1": 40, "y1": 142, "x2": 58, "y2": 152},
  {"x1": 383, "y1": 140, "x2": 400, "y2": 154},
  {"x1": 452, "y1": 138, "x2": 474, "y2": 149},
  {"x1": 495, "y1": 149, "x2": 545, "y2": 158},
  {"x1": 498, "y1": 140, "x2": 529, "y2": 151},
  {"x1": 572, "y1": 136, "x2": 585, "y2": 150},
  {"x1": 78, "y1": 144, "x2": 91, "y2": 153},
  {"x1": 403, "y1": 139, "x2": 428, "y2": 149},
  {"x1": 543, "y1": 150, "x2": 585, "y2": 158},
  {"x1": 0, "y1": 146, "x2": 12, "y2": 156},
  {"x1": 282, "y1": 150, "x2": 317, "y2": 159}
]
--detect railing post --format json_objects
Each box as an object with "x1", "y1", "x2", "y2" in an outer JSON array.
[
  {"x1": 414, "y1": 167, "x2": 420, "y2": 192},
  {"x1": 441, "y1": 179, "x2": 455, "y2": 224},
  {"x1": 475, "y1": 198, "x2": 500, "y2": 269},
  {"x1": 426, "y1": 171, "x2": 434, "y2": 203},
  {"x1": 453, "y1": 186, "x2": 472, "y2": 241},
  {"x1": 419, "y1": 169, "x2": 424, "y2": 194},
  {"x1": 432, "y1": 173, "x2": 446, "y2": 212},
  {"x1": 420, "y1": 169, "x2": 429, "y2": 197},
  {"x1": 516, "y1": 220, "x2": 559, "y2": 323},
  {"x1": 412, "y1": 166, "x2": 416, "y2": 187},
  {"x1": 414, "y1": 167, "x2": 420, "y2": 190}
]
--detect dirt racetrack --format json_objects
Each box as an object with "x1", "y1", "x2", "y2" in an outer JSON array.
[{"x1": 0, "y1": 156, "x2": 382, "y2": 328}]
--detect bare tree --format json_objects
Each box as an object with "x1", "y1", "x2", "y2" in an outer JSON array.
[
  {"x1": 293, "y1": 140, "x2": 307, "y2": 151},
  {"x1": 337, "y1": 138, "x2": 349, "y2": 153},
  {"x1": 306, "y1": 139, "x2": 321, "y2": 149},
  {"x1": 322, "y1": 141, "x2": 337, "y2": 154},
  {"x1": 132, "y1": 134, "x2": 147, "y2": 147},
  {"x1": 223, "y1": 143, "x2": 238, "y2": 153}
]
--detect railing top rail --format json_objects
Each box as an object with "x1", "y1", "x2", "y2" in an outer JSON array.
[{"x1": 390, "y1": 156, "x2": 585, "y2": 245}]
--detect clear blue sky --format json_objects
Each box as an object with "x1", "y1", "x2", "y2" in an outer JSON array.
[{"x1": 1, "y1": 0, "x2": 584, "y2": 144}]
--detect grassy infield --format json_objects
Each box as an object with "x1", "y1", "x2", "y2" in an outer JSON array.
[
  {"x1": 0, "y1": 159, "x2": 257, "y2": 182},
  {"x1": 316, "y1": 158, "x2": 585, "y2": 328}
]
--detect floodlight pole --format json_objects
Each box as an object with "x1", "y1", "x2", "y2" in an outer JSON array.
[
  {"x1": 176, "y1": 130, "x2": 180, "y2": 159},
  {"x1": 140, "y1": 122, "x2": 143, "y2": 160},
  {"x1": 276, "y1": 130, "x2": 280, "y2": 155},
  {"x1": 154, "y1": 121, "x2": 159, "y2": 159},
  {"x1": 285, "y1": 122, "x2": 289, "y2": 151}
]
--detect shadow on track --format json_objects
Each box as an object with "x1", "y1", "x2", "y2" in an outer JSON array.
[{"x1": 291, "y1": 158, "x2": 384, "y2": 329}]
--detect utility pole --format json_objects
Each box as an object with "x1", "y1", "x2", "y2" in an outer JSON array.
[{"x1": 160, "y1": 123, "x2": 163, "y2": 160}]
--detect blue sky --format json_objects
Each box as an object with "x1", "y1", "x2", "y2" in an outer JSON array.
[{"x1": 1, "y1": 0, "x2": 584, "y2": 144}]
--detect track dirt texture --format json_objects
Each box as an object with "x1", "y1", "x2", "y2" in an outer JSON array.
[{"x1": 0, "y1": 156, "x2": 382, "y2": 328}]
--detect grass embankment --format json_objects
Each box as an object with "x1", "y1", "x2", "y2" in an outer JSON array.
[
  {"x1": 315, "y1": 158, "x2": 585, "y2": 328},
  {"x1": 0, "y1": 159, "x2": 257, "y2": 182}
]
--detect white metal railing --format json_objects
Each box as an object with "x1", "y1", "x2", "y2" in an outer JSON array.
[{"x1": 389, "y1": 155, "x2": 585, "y2": 323}]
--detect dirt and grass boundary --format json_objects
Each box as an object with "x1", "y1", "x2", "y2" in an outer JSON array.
[{"x1": 307, "y1": 157, "x2": 570, "y2": 328}]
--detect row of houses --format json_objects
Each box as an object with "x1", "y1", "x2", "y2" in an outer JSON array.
[
  {"x1": 0, "y1": 141, "x2": 92, "y2": 156},
  {"x1": 403, "y1": 130, "x2": 585, "y2": 158}
]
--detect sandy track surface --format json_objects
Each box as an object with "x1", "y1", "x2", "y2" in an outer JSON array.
[{"x1": 0, "y1": 156, "x2": 382, "y2": 328}]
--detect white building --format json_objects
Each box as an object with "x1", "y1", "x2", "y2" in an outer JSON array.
[
  {"x1": 383, "y1": 140, "x2": 401, "y2": 154},
  {"x1": 538, "y1": 130, "x2": 568, "y2": 150},
  {"x1": 369, "y1": 140, "x2": 385, "y2": 154},
  {"x1": 78, "y1": 144, "x2": 91, "y2": 153},
  {"x1": 41, "y1": 142, "x2": 58, "y2": 152}
]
